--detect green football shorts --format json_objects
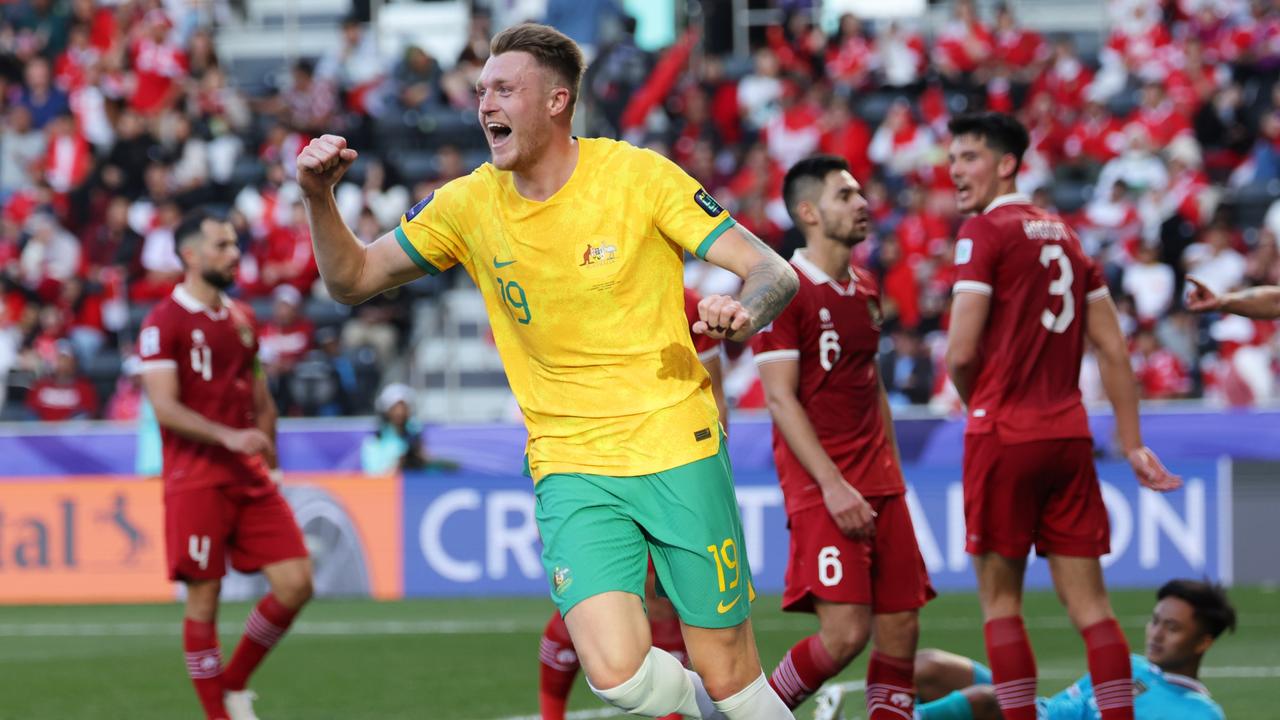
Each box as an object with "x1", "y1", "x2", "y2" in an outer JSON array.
[{"x1": 534, "y1": 439, "x2": 753, "y2": 629}]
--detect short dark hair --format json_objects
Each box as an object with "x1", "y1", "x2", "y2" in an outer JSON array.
[
  {"x1": 1157, "y1": 579, "x2": 1237, "y2": 639},
  {"x1": 174, "y1": 207, "x2": 226, "y2": 265},
  {"x1": 948, "y1": 111, "x2": 1030, "y2": 173},
  {"x1": 490, "y1": 23, "x2": 586, "y2": 113},
  {"x1": 782, "y1": 154, "x2": 850, "y2": 224}
]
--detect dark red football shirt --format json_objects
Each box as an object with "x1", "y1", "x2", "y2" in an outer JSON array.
[
  {"x1": 952, "y1": 194, "x2": 1109, "y2": 444},
  {"x1": 752, "y1": 251, "x2": 901, "y2": 516},
  {"x1": 140, "y1": 285, "x2": 270, "y2": 494}
]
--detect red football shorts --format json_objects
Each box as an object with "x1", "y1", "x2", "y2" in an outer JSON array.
[
  {"x1": 962, "y1": 434, "x2": 1110, "y2": 559},
  {"x1": 781, "y1": 493, "x2": 935, "y2": 614},
  {"x1": 164, "y1": 481, "x2": 308, "y2": 582}
]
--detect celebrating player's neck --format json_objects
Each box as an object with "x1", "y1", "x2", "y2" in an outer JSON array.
[{"x1": 511, "y1": 134, "x2": 579, "y2": 202}]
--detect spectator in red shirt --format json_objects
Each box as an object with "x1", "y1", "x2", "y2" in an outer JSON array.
[
  {"x1": 260, "y1": 284, "x2": 314, "y2": 372},
  {"x1": 1031, "y1": 38, "x2": 1094, "y2": 113},
  {"x1": 933, "y1": 0, "x2": 993, "y2": 83},
  {"x1": 818, "y1": 96, "x2": 873, "y2": 184},
  {"x1": 128, "y1": 10, "x2": 188, "y2": 115},
  {"x1": 876, "y1": 232, "x2": 920, "y2": 330},
  {"x1": 256, "y1": 201, "x2": 318, "y2": 297},
  {"x1": 992, "y1": 2, "x2": 1049, "y2": 83},
  {"x1": 1132, "y1": 328, "x2": 1191, "y2": 399},
  {"x1": 1129, "y1": 81, "x2": 1193, "y2": 148},
  {"x1": 27, "y1": 342, "x2": 98, "y2": 421},
  {"x1": 825, "y1": 13, "x2": 876, "y2": 91}
]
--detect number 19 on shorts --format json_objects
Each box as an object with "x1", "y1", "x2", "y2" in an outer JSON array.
[{"x1": 706, "y1": 539, "x2": 741, "y2": 592}]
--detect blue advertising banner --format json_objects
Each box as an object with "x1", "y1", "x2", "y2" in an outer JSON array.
[{"x1": 400, "y1": 459, "x2": 1228, "y2": 597}]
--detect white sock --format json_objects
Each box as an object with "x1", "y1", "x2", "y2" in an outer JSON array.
[
  {"x1": 588, "y1": 647, "x2": 701, "y2": 717},
  {"x1": 688, "y1": 669, "x2": 727, "y2": 720},
  {"x1": 711, "y1": 672, "x2": 794, "y2": 719}
]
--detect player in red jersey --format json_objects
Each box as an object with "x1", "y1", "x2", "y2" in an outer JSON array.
[
  {"x1": 140, "y1": 209, "x2": 312, "y2": 720},
  {"x1": 944, "y1": 113, "x2": 1181, "y2": 720},
  {"x1": 537, "y1": 287, "x2": 727, "y2": 720},
  {"x1": 751, "y1": 155, "x2": 934, "y2": 720}
]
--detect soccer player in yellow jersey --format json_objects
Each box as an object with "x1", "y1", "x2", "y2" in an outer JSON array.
[{"x1": 298, "y1": 22, "x2": 799, "y2": 720}]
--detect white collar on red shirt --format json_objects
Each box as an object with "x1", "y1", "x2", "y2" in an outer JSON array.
[
  {"x1": 173, "y1": 284, "x2": 230, "y2": 320},
  {"x1": 984, "y1": 193, "x2": 1032, "y2": 214},
  {"x1": 791, "y1": 249, "x2": 857, "y2": 296}
]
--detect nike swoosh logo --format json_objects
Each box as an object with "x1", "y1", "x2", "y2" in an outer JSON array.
[
  {"x1": 716, "y1": 595, "x2": 741, "y2": 614},
  {"x1": 493, "y1": 257, "x2": 516, "y2": 268}
]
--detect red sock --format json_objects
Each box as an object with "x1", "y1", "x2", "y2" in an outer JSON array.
[
  {"x1": 539, "y1": 612, "x2": 579, "y2": 720},
  {"x1": 650, "y1": 615, "x2": 688, "y2": 666},
  {"x1": 866, "y1": 651, "x2": 916, "y2": 719},
  {"x1": 222, "y1": 594, "x2": 299, "y2": 692},
  {"x1": 984, "y1": 617, "x2": 1038, "y2": 720},
  {"x1": 184, "y1": 618, "x2": 228, "y2": 720},
  {"x1": 768, "y1": 634, "x2": 844, "y2": 709},
  {"x1": 1083, "y1": 618, "x2": 1134, "y2": 720}
]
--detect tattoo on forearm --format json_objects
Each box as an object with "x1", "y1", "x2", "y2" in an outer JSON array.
[
  {"x1": 726, "y1": 226, "x2": 798, "y2": 337},
  {"x1": 741, "y1": 258, "x2": 798, "y2": 334}
]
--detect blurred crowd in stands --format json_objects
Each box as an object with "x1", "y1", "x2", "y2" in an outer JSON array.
[{"x1": 4, "y1": 0, "x2": 1280, "y2": 422}]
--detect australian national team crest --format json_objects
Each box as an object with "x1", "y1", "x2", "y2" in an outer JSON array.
[{"x1": 579, "y1": 242, "x2": 619, "y2": 267}]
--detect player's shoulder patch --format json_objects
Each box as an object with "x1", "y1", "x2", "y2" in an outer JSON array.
[
  {"x1": 404, "y1": 191, "x2": 435, "y2": 222},
  {"x1": 955, "y1": 238, "x2": 974, "y2": 265},
  {"x1": 138, "y1": 325, "x2": 161, "y2": 358},
  {"x1": 694, "y1": 188, "x2": 725, "y2": 218}
]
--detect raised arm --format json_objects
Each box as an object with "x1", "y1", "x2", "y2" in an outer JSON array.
[
  {"x1": 297, "y1": 134, "x2": 424, "y2": 304},
  {"x1": 695, "y1": 225, "x2": 799, "y2": 343},
  {"x1": 1186, "y1": 276, "x2": 1280, "y2": 319},
  {"x1": 1085, "y1": 295, "x2": 1181, "y2": 492}
]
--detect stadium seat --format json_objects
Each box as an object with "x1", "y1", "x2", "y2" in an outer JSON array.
[
  {"x1": 1052, "y1": 181, "x2": 1093, "y2": 213},
  {"x1": 305, "y1": 297, "x2": 352, "y2": 329}
]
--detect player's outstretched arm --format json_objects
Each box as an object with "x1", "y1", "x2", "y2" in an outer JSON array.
[
  {"x1": 696, "y1": 225, "x2": 798, "y2": 343},
  {"x1": 945, "y1": 291, "x2": 991, "y2": 405},
  {"x1": 142, "y1": 367, "x2": 273, "y2": 457},
  {"x1": 298, "y1": 134, "x2": 425, "y2": 305},
  {"x1": 757, "y1": 357, "x2": 875, "y2": 538},
  {"x1": 1186, "y1": 276, "x2": 1280, "y2": 319},
  {"x1": 1085, "y1": 296, "x2": 1182, "y2": 492}
]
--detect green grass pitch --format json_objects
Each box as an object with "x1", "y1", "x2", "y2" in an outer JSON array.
[{"x1": 1, "y1": 588, "x2": 1275, "y2": 719}]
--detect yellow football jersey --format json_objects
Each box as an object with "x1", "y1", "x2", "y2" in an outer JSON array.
[{"x1": 396, "y1": 137, "x2": 737, "y2": 480}]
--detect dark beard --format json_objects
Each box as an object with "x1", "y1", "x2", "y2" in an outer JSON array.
[{"x1": 201, "y1": 269, "x2": 235, "y2": 289}]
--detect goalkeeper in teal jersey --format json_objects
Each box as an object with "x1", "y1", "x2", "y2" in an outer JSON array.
[{"x1": 909, "y1": 580, "x2": 1233, "y2": 720}]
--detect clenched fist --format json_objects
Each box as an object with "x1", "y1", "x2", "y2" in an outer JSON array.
[
  {"x1": 692, "y1": 294, "x2": 753, "y2": 342},
  {"x1": 296, "y1": 134, "x2": 359, "y2": 196}
]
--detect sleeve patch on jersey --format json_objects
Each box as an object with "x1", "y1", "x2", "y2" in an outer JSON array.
[
  {"x1": 404, "y1": 191, "x2": 434, "y2": 222},
  {"x1": 695, "y1": 217, "x2": 736, "y2": 260},
  {"x1": 694, "y1": 188, "x2": 725, "y2": 218},
  {"x1": 139, "y1": 326, "x2": 160, "y2": 358},
  {"x1": 955, "y1": 238, "x2": 974, "y2": 265},
  {"x1": 394, "y1": 226, "x2": 442, "y2": 276}
]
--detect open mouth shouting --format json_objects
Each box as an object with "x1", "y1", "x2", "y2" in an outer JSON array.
[{"x1": 486, "y1": 120, "x2": 513, "y2": 149}]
